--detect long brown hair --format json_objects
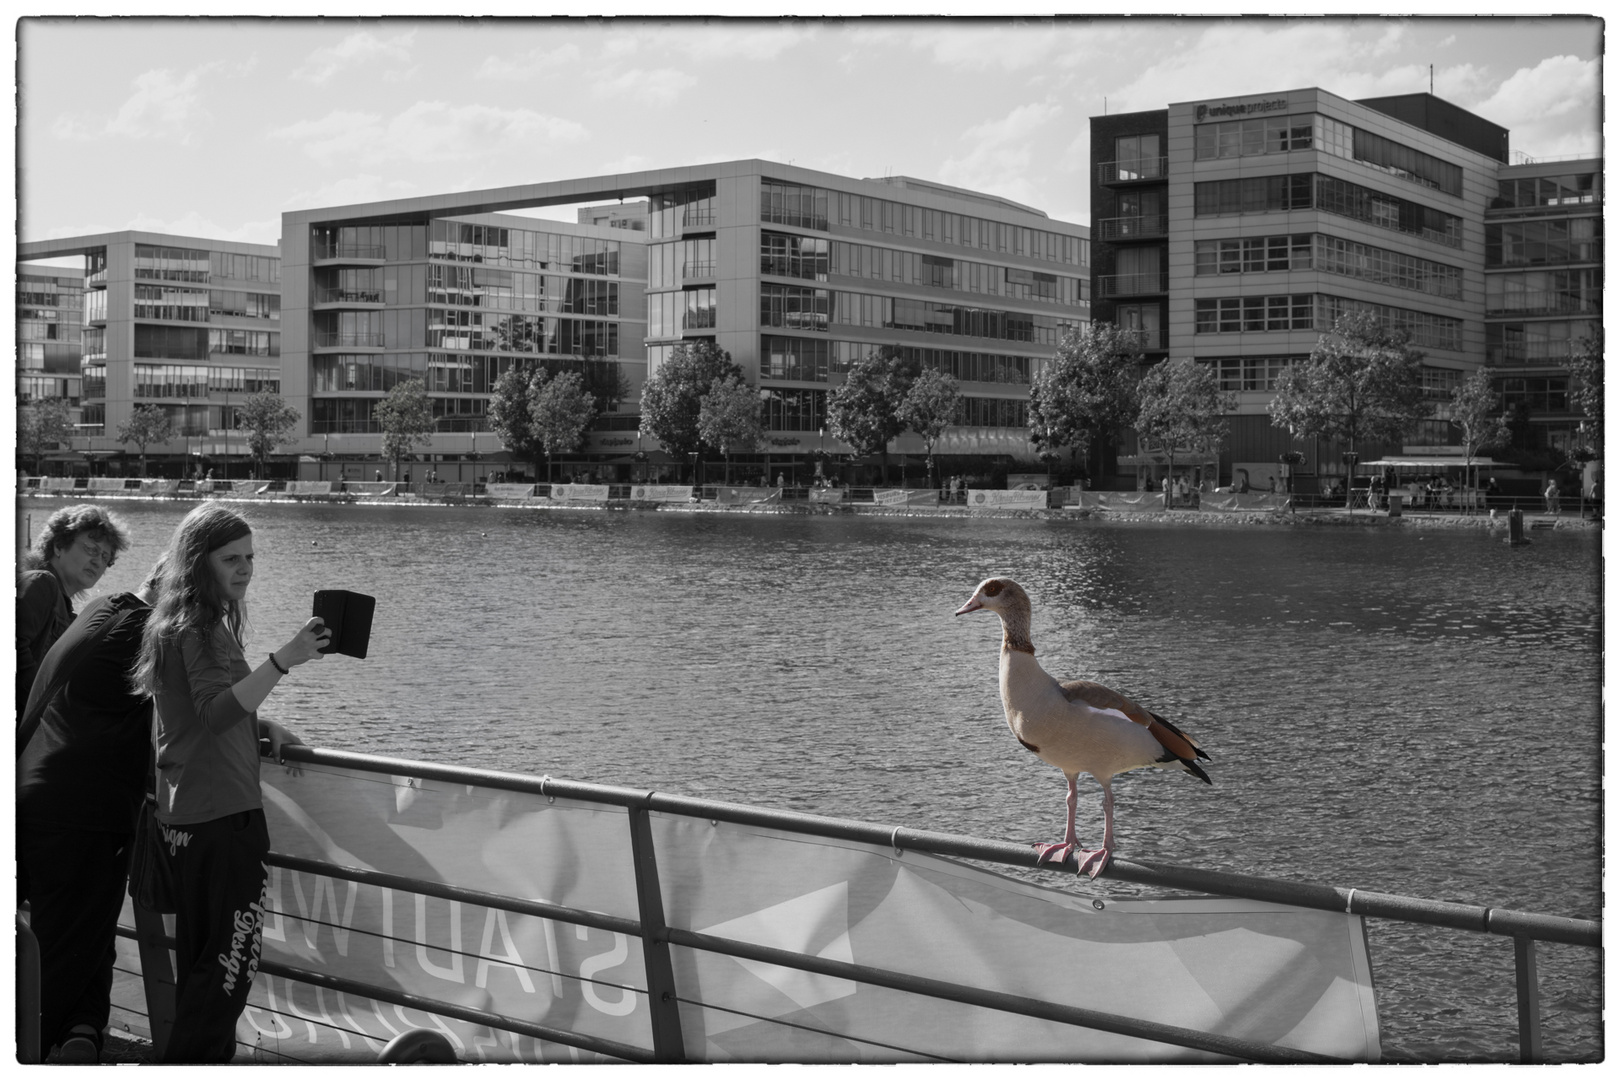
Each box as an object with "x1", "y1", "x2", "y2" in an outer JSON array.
[{"x1": 131, "y1": 504, "x2": 253, "y2": 697}]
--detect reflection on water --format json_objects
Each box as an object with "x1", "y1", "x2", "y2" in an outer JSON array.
[{"x1": 61, "y1": 500, "x2": 1602, "y2": 1062}]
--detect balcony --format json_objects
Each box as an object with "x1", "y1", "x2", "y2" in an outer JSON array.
[
  {"x1": 1096, "y1": 271, "x2": 1169, "y2": 297},
  {"x1": 312, "y1": 287, "x2": 385, "y2": 306},
  {"x1": 1098, "y1": 157, "x2": 1168, "y2": 185},
  {"x1": 1096, "y1": 214, "x2": 1169, "y2": 242},
  {"x1": 683, "y1": 262, "x2": 717, "y2": 278},
  {"x1": 682, "y1": 211, "x2": 716, "y2": 228},
  {"x1": 312, "y1": 331, "x2": 385, "y2": 349}
]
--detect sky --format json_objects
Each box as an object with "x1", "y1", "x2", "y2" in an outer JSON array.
[{"x1": 11, "y1": 12, "x2": 1606, "y2": 255}]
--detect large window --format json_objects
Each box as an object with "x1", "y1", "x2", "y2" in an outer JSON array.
[
  {"x1": 827, "y1": 240, "x2": 1084, "y2": 306},
  {"x1": 1114, "y1": 134, "x2": 1162, "y2": 180},
  {"x1": 1486, "y1": 269, "x2": 1602, "y2": 317},
  {"x1": 954, "y1": 397, "x2": 1028, "y2": 428},
  {"x1": 1195, "y1": 234, "x2": 1312, "y2": 275},
  {"x1": 1487, "y1": 217, "x2": 1602, "y2": 267},
  {"x1": 134, "y1": 285, "x2": 209, "y2": 322},
  {"x1": 1195, "y1": 113, "x2": 1462, "y2": 194},
  {"x1": 1314, "y1": 296, "x2": 1462, "y2": 351},
  {"x1": 1195, "y1": 295, "x2": 1315, "y2": 334},
  {"x1": 1314, "y1": 175, "x2": 1463, "y2": 247},
  {"x1": 833, "y1": 290, "x2": 1073, "y2": 346},
  {"x1": 1493, "y1": 173, "x2": 1599, "y2": 209},
  {"x1": 762, "y1": 388, "x2": 826, "y2": 432},
  {"x1": 1194, "y1": 174, "x2": 1315, "y2": 215},
  {"x1": 135, "y1": 244, "x2": 210, "y2": 283},
  {"x1": 134, "y1": 324, "x2": 209, "y2": 360},
  {"x1": 208, "y1": 289, "x2": 280, "y2": 319},
  {"x1": 760, "y1": 337, "x2": 1032, "y2": 385},
  {"x1": 1208, "y1": 355, "x2": 1301, "y2": 392},
  {"x1": 133, "y1": 364, "x2": 278, "y2": 398},
  {"x1": 1311, "y1": 235, "x2": 1463, "y2": 297},
  {"x1": 1195, "y1": 114, "x2": 1314, "y2": 159},
  {"x1": 682, "y1": 287, "x2": 716, "y2": 330},
  {"x1": 651, "y1": 185, "x2": 718, "y2": 238},
  {"x1": 209, "y1": 328, "x2": 280, "y2": 356},
  {"x1": 761, "y1": 232, "x2": 830, "y2": 280},
  {"x1": 1487, "y1": 319, "x2": 1600, "y2": 365},
  {"x1": 760, "y1": 284, "x2": 830, "y2": 332},
  {"x1": 210, "y1": 252, "x2": 280, "y2": 284}
]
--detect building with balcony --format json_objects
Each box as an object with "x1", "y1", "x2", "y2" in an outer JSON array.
[
  {"x1": 16, "y1": 267, "x2": 85, "y2": 415},
  {"x1": 17, "y1": 231, "x2": 282, "y2": 475},
  {"x1": 1485, "y1": 157, "x2": 1602, "y2": 459},
  {"x1": 1090, "y1": 88, "x2": 1556, "y2": 490},
  {"x1": 279, "y1": 161, "x2": 1088, "y2": 482}
]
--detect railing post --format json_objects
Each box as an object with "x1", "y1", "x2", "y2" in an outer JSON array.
[
  {"x1": 627, "y1": 804, "x2": 686, "y2": 1063},
  {"x1": 1513, "y1": 933, "x2": 1542, "y2": 1063}
]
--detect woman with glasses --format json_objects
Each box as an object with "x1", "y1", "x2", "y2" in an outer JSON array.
[
  {"x1": 16, "y1": 504, "x2": 130, "y2": 715},
  {"x1": 130, "y1": 504, "x2": 328, "y2": 1063}
]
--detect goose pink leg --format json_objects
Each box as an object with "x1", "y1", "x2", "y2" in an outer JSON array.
[{"x1": 1034, "y1": 777, "x2": 1114, "y2": 879}]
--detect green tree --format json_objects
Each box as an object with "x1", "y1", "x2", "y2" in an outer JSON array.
[
  {"x1": 235, "y1": 392, "x2": 301, "y2": 479},
  {"x1": 1448, "y1": 367, "x2": 1511, "y2": 493},
  {"x1": 1135, "y1": 357, "x2": 1234, "y2": 509},
  {"x1": 18, "y1": 397, "x2": 73, "y2": 475},
  {"x1": 529, "y1": 369, "x2": 597, "y2": 482},
  {"x1": 375, "y1": 378, "x2": 435, "y2": 482},
  {"x1": 638, "y1": 341, "x2": 743, "y2": 479},
  {"x1": 487, "y1": 363, "x2": 547, "y2": 480},
  {"x1": 826, "y1": 344, "x2": 920, "y2": 484},
  {"x1": 898, "y1": 367, "x2": 962, "y2": 489},
  {"x1": 697, "y1": 375, "x2": 764, "y2": 484},
  {"x1": 1268, "y1": 310, "x2": 1429, "y2": 505},
  {"x1": 1569, "y1": 328, "x2": 1603, "y2": 453},
  {"x1": 1027, "y1": 323, "x2": 1144, "y2": 479},
  {"x1": 116, "y1": 403, "x2": 176, "y2": 477}
]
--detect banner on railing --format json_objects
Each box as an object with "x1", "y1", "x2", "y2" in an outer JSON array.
[
  {"x1": 484, "y1": 483, "x2": 536, "y2": 500},
  {"x1": 873, "y1": 489, "x2": 940, "y2": 507},
  {"x1": 808, "y1": 488, "x2": 845, "y2": 503},
  {"x1": 87, "y1": 477, "x2": 127, "y2": 492},
  {"x1": 139, "y1": 479, "x2": 182, "y2": 496},
  {"x1": 717, "y1": 487, "x2": 781, "y2": 505},
  {"x1": 967, "y1": 489, "x2": 1046, "y2": 510},
  {"x1": 631, "y1": 484, "x2": 695, "y2": 503},
  {"x1": 40, "y1": 477, "x2": 80, "y2": 492},
  {"x1": 232, "y1": 480, "x2": 273, "y2": 495},
  {"x1": 108, "y1": 760, "x2": 1380, "y2": 1063},
  {"x1": 286, "y1": 481, "x2": 333, "y2": 496},
  {"x1": 549, "y1": 484, "x2": 610, "y2": 503},
  {"x1": 1071, "y1": 491, "x2": 1167, "y2": 512},
  {"x1": 1197, "y1": 493, "x2": 1290, "y2": 513}
]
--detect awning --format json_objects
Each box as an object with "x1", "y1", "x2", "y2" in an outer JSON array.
[{"x1": 1362, "y1": 457, "x2": 1502, "y2": 469}]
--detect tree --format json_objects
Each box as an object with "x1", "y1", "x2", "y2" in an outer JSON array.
[
  {"x1": 116, "y1": 403, "x2": 175, "y2": 477},
  {"x1": 1135, "y1": 357, "x2": 1234, "y2": 508},
  {"x1": 18, "y1": 397, "x2": 73, "y2": 475},
  {"x1": 697, "y1": 375, "x2": 764, "y2": 484},
  {"x1": 826, "y1": 344, "x2": 920, "y2": 484},
  {"x1": 1026, "y1": 323, "x2": 1144, "y2": 480},
  {"x1": 898, "y1": 367, "x2": 961, "y2": 489},
  {"x1": 638, "y1": 341, "x2": 743, "y2": 479},
  {"x1": 1268, "y1": 310, "x2": 1429, "y2": 505},
  {"x1": 529, "y1": 369, "x2": 597, "y2": 482},
  {"x1": 487, "y1": 363, "x2": 547, "y2": 479},
  {"x1": 1569, "y1": 328, "x2": 1603, "y2": 453},
  {"x1": 375, "y1": 378, "x2": 435, "y2": 482},
  {"x1": 1448, "y1": 367, "x2": 1510, "y2": 496},
  {"x1": 235, "y1": 392, "x2": 301, "y2": 479}
]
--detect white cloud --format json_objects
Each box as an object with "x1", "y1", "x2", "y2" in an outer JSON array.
[
  {"x1": 1470, "y1": 55, "x2": 1601, "y2": 137},
  {"x1": 267, "y1": 103, "x2": 588, "y2": 169},
  {"x1": 54, "y1": 63, "x2": 222, "y2": 143},
  {"x1": 282, "y1": 174, "x2": 425, "y2": 214},
  {"x1": 475, "y1": 43, "x2": 583, "y2": 81},
  {"x1": 593, "y1": 67, "x2": 697, "y2": 106},
  {"x1": 936, "y1": 101, "x2": 1065, "y2": 212},
  {"x1": 291, "y1": 30, "x2": 416, "y2": 85},
  {"x1": 266, "y1": 110, "x2": 383, "y2": 166},
  {"x1": 121, "y1": 211, "x2": 282, "y2": 247}
]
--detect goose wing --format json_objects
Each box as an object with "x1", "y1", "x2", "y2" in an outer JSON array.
[{"x1": 1059, "y1": 680, "x2": 1212, "y2": 780}]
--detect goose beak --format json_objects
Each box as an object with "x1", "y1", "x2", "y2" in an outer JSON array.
[{"x1": 954, "y1": 596, "x2": 983, "y2": 616}]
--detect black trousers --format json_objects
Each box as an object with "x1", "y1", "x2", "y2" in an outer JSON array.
[
  {"x1": 160, "y1": 809, "x2": 271, "y2": 1064},
  {"x1": 17, "y1": 823, "x2": 134, "y2": 1051}
]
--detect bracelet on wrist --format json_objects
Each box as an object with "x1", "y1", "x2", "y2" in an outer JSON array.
[{"x1": 268, "y1": 652, "x2": 290, "y2": 676}]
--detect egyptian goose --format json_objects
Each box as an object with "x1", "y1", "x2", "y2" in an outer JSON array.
[{"x1": 955, "y1": 577, "x2": 1211, "y2": 877}]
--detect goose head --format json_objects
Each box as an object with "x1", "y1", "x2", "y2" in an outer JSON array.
[{"x1": 954, "y1": 577, "x2": 1030, "y2": 618}]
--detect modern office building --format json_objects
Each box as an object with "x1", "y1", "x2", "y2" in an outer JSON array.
[
  {"x1": 278, "y1": 160, "x2": 1089, "y2": 482},
  {"x1": 1090, "y1": 88, "x2": 1556, "y2": 490},
  {"x1": 1485, "y1": 156, "x2": 1603, "y2": 458},
  {"x1": 16, "y1": 267, "x2": 85, "y2": 414},
  {"x1": 16, "y1": 231, "x2": 283, "y2": 473}
]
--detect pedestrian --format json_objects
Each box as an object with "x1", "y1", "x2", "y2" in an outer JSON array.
[
  {"x1": 375, "y1": 469, "x2": 383, "y2": 482},
  {"x1": 18, "y1": 561, "x2": 161, "y2": 1063},
  {"x1": 17, "y1": 505, "x2": 131, "y2": 715},
  {"x1": 1544, "y1": 478, "x2": 1560, "y2": 514},
  {"x1": 130, "y1": 504, "x2": 328, "y2": 1062}
]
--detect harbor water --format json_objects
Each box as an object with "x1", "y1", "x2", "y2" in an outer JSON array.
[{"x1": 29, "y1": 498, "x2": 1602, "y2": 1062}]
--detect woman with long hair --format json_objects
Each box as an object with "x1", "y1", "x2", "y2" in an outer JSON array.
[
  {"x1": 131, "y1": 504, "x2": 329, "y2": 1063},
  {"x1": 16, "y1": 504, "x2": 130, "y2": 714}
]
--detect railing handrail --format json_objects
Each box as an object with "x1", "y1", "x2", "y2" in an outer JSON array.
[{"x1": 276, "y1": 744, "x2": 1599, "y2": 947}]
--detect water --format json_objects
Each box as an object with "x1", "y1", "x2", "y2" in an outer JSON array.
[{"x1": 37, "y1": 498, "x2": 1603, "y2": 1062}]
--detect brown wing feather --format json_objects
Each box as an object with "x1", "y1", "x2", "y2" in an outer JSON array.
[{"x1": 1059, "y1": 679, "x2": 1209, "y2": 763}]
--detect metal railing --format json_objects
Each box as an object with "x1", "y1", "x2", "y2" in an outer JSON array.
[
  {"x1": 1097, "y1": 158, "x2": 1169, "y2": 184},
  {"x1": 1096, "y1": 271, "x2": 1169, "y2": 297},
  {"x1": 313, "y1": 245, "x2": 387, "y2": 261},
  {"x1": 103, "y1": 745, "x2": 1598, "y2": 1064},
  {"x1": 1096, "y1": 214, "x2": 1169, "y2": 241}
]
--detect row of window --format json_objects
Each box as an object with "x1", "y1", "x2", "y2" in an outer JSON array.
[
  {"x1": 1193, "y1": 173, "x2": 1463, "y2": 247},
  {"x1": 17, "y1": 319, "x2": 65, "y2": 341},
  {"x1": 1194, "y1": 293, "x2": 1462, "y2": 350},
  {"x1": 17, "y1": 375, "x2": 79, "y2": 404},
  {"x1": 1203, "y1": 354, "x2": 1301, "y2": 393},
  {"x1": 759, "y1": 179, "x2": 1086, "y2": 266},
  {"x1": 1192, "y1": 113, "x2": 1463, "y2": 195},
  {"x1": 18, "y1": 342, "x2": 82, "y2": 370},
  {"x1": 309, "y1": 221, "x2": 625, "y2": 277},
  {"x1": 311, "y1": 352, "x2": 629, "y2": 398},
  {"x1": 131, "y1": 324, "x2": 280, "y2": 361},
  {"x1": 127, "y1": 245, "x2": 282, "y2": 285},
  {"x1": 130, "y1": 364, "x2": 280, "y2": 399},
  {"x1": 210, "y1": 289, "x2": 281, "y2": 320},
  {"x1": 1485, "y1": 270, "x2": 1603, "y2": 316},
  {"x1": 755, "y1": 387, "x2": 1028, "y2": 433},
  {"x1": 1194, "y1": 233, "x2": 1463, "y2": 298},
  {"x1": 1499, "y1": 376, "x2": 1569, "y2": 413},
  {"x1": 1486, "y1": 319, "x2": 1600, "y2": 364},
  {"x1": 133, "y1": 285, "x2": 210, "y2": 322},
  {"x1": 835, "y1": 292, "x2": 1073, "y2": 346},
  {"x1": 758, "y1": 335, "x2": 1033, "y2": 385},
  {"x1": 1492, "y1": 173, "x2": 1599, "y2": 210},
  {"x1": 817, "y1": 235, "x2": 1085, "y2": 306},
  {"x1": 647, "y1": 238, "x2": 716, "y2": 289},
  {"x1": 1486, "y1": 217, "x2": 1601, "y2": 267}
]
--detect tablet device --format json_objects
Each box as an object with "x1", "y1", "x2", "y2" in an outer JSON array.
[{"x1": 312, "y1": 590, "x2": 376, "y2": 659}]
